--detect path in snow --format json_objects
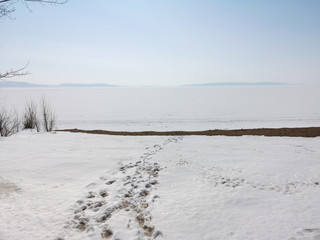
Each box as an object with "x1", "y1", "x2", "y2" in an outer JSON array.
[
  {"x1": 201, "y1": 165, "x2": 320, "y2": 195},
  {"x1": 59, "y1": 136, "x2": 183, "y2": 240}
]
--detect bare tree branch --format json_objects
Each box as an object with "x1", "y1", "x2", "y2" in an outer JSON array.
[
  {"x1": 0, "y1": 0, "x2": 66, "y2": 4},
  {"x1": 25, "y1": 0, "x2": 67, "y2": 4},
  {"x1": 0, "y1": 0, "x2": 66, "y2": 19},
  {"x1": 0, "y1": 63, "x2": 30, "y2": 79},
  {"x1": 0, "y1": 0, "x2": 15, "y2": 19},
  {"x1": 0, "y1": 0, "x2": 66, "y2": 81}
]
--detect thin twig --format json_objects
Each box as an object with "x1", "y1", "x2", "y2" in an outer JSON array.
[{"x1": 0, "y1": 62, "x2": 30, "y2": 79}]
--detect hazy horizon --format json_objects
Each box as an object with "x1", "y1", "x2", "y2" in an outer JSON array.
[
  {"x1": 1, "y1": 1, "x2": 320, "y2": 86},
  {"x1": 0, "y1": 80, "x2": 301, "y2": 88}
]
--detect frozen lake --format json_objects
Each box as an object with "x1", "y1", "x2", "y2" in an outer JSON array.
[{"x1": 1, "y1": 86, "x2": 320, "y2": 131}]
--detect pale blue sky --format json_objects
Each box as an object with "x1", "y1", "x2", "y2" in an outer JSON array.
[{"x1": 1, "y1": 0, "x2": 319, "y2": 86}]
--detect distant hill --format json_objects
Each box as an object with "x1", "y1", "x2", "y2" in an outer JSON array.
[
  {"x1": 183, "y1": 82, "x2": 290, "y2": 87},
  {"x1": 0, "y1": 81, "x2": 118, "y2": 88},
  {"x1": 0, "y1": 81, "x2": 50, "y2": 88},
  {"x1": 57, "y1": 83, "x2": 117, "y2": 88},
  {"x1": 0, "y1": 81, "x2": 291, "y2": 88}
]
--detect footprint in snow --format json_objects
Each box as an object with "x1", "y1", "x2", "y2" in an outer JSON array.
[
  {"x1": 289, "y1": 228, "x2": 320, "y2": 240},
  {"x1": 153, "y1": 230, "x2": 164, "y2": 239},
  {"x1": 61, "y1": 137, "x2": 184, "y2": 239}
]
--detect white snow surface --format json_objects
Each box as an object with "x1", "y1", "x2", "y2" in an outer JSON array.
[{"x1": 1, "y1": 131, "x2": 320, "y2": 240}]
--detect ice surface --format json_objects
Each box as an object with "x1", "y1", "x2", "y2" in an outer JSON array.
[
  {"x1": 1, "y1": 132, "x2": 320, "y2": 240},
  {"x1": 1, "y1": 86, "x2": 320, "y2": 131}
]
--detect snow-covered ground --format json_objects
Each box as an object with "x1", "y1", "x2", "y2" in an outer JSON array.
[{"x1": 1, "y1": 131, "x2": 320, "y2": 240}]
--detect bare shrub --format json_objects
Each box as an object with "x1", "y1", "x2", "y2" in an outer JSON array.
[
  {"x1": 0, "y1": 109, "x2": 20, "y2": 137},
  {"x1": 12, "y1": 110, "x2": 20, "y2": 133},
  {"x1": 41, "y1": 97, "x2": 56, "y2": 132},
  {"x1": 23, "y1": 100, "x2": 39, "y2": 131},
  {"x1": 1, "y1": 97, "x2": 56, "y2": 136}
]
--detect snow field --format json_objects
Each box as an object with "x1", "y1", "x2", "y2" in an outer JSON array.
[
  {"x1": 0, "y1": 132, "x2": 167, "y2": 240},
  {"x1": 152, "y1": 136, "x2": 320, "y2": 240},
  {"x1": 1, "y1": 132, "x2": 320, "y2": 240}
]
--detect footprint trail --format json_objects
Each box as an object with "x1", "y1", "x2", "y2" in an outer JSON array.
[{"x1": 58, "y1": 136, "x2": 183, "y2": 240}]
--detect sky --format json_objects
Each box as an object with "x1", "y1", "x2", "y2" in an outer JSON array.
[{"x1": 0, "y1": 0, "x2": 319, "y2": 86}]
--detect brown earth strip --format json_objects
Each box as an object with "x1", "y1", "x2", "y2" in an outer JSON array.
[{"x1": 57, "y1": 127, "x2": 320, "y2": 138}]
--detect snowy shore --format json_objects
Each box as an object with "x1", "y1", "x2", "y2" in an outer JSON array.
[{"x1": 1, "y1": 131, "x2": 320, "y2": 240}]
